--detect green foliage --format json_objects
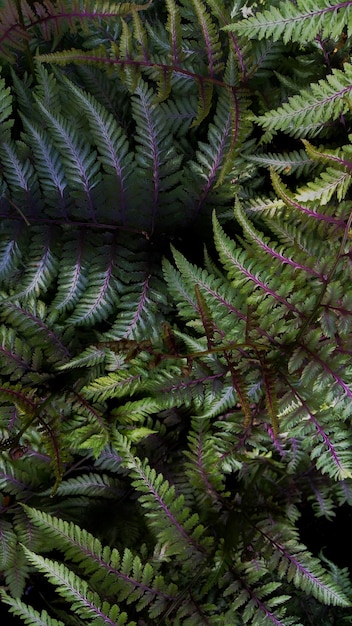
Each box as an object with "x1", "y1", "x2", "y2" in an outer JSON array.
[
  {"x1": 227, "y1": 0, "x2": 352, "y2": 44},
  {"x1": 257, "y1": 64, "x2": 352, "y2": 140},
  {"x1": 0, "y1": 0, "x2": 352, "y2": 625}
]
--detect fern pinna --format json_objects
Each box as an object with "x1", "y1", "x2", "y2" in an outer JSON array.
[{"x1": 0, "y1": 0, "x2": 352, "y2": 625}]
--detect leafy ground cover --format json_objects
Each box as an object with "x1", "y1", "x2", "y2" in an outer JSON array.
[{"x1": 0, "y1": 1, "x2": 352, "y2": 624}]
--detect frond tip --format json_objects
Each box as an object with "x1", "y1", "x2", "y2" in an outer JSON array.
[
  {"x1": 21, "y1": 505, "x2": 179, "y2": 621},
  {"x1": 0, "y1": 589, "x2": 65, "y2": 626}
]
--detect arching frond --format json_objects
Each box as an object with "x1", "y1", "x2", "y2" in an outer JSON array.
[
  {"x1": 0, "y1": 591, "x2": 64, "y2": 626},
  {"x1": 257, "y1": 64, "x2": 352, "y2": 140},
  {"x1": 227, "y1": 0, "x2": 352, "y2": 45}
]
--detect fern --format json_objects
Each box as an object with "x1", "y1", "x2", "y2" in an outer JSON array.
[
  {"x1": 113, "y1": 433, "x2": 213, "y2": 561},
  {"x1": 1, "y1": 1, "x2": 352, "y2": 625},
  {"x1": 295, "y1": 139, "x2": 352, "y2": 204},
  {"x1": 20, "y1": 505, "x2": 186, "y2": 621},
  {"x1": 21, "y1": 547, "x2": 137, "y2": 626},
  {"x1": 245, "y1": 148, "x2": 315, "y2": 177},
  {"x1": 257, "y1": 64, "x2": 352, "y2": 140},
  {"x1": 1, "y1": 590, "x2": 65, "y2": 626},
  {"x1": 227, "y1": 0, "x2": 352, "y2": 45},
  {"x1": 0, "y1": 0, "x2": 152, "y2": 63}
]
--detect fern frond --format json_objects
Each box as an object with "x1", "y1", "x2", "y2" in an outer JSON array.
[
  {"x1": 192, "y1": 77, "x2": 214, "y2": 127},
  {"x1": 212, "y1": 212, "x2": 299, "y2": 313},
  {"x1": 227, "y1": 0, "x2": 352, "y2": 45},
  {"x1": 269, "y1": 168, "x2": 345, "y2": 226},
  {"x1": 206, "y1": 6, "x2": 246, "y2": 87},
  {"x1": 83, "y1": 370, "x2": 142, "y2": 403},
  {"x1": 265, "y1": 534, "x2": 351, "y2": 607},
  {"x1": 0, "y1": 299, "x2": 71, "y2": 364},
  {"x1": 0, "y1": 73, "x2": 13, "y2": 136},
  {"x1": 13, "y1": 227, "x2": 59, "y2": 299},
  {"x1": 311, "y1": 423, "x2": 352, "y2": 482},
  {"x1": 64, "y1": 238, "x2": 122, "y2": 326},
  {"x1": 33, "y1": 96, "x2": 101, "y2": 221},
  {"x1": 225, "y1": 359, "x2": 252, "y2": 427},
  {"x1": 36, "y1": 45, "x2": 116, "y2": 70},
  {"x1": 20, "y1": 115, "x2": 69, "y2": 215},
  {"x1": 46, "y1": 473, "x2": 121, "y2": 498},
  {"x1": 234, "y1": 201, "x2": 322, "y2": 278},
  {"x1": 282, "y1": 382, "x2": 352, "y2": 481},
  {"x1": 165, "y1": 0, "x2": 182, "y2": 65},
  {"x1": 190, "y1": 0, "x2": 224, "y2": 78},
  {"x1": 113, "y1": 433, "x2": 213, "y2": 562},
  {"x1": 131, "y1": 79, "x2": 183, "y2": 234},
  {"x1": 184, "y1": 419, "x2": 227, "y2": 510},
  {"x1": 0, "y1": 0, "x2": 152, "y2": 63},
  {"x1": 0, "y1": 138, "x2": 38, "y2": 205},
  {"x1": 0, "y1": 456, "x2": 40, "y2": 495},
  {"x1": 220, "y1": 559, "x2": 302, "y2": 625},
  {"x1": 0, "y1": 3, "x2": 351, "y2": 623},
  {"x1": 21, "y1": 544, "x2": 136, "y2": 626},
  {"x1": 162, "y1": 250, "x2": 246, "y2": 336},
  {"x1": 320, "y1": 554, "x2": 352, "y2": 601},
  {"x1": 50, "y1": 231, "x2": 90, "y2": 313},
  {"x1": 0, "y1": 518, "x2": 17, "y2": 571},
  {"x1": 245, "y1": 148, "x2": 315, "y2": 177},
  {"x1": 0, "y1": 382, "x2": 37, "y2": 415},
  {"x1": 190, "y1": 84, "x2": 247, "y2": 200},
  {"x1": 261, "y1": 361, "x2": 279, "y2": 437},
  {"x1": 63, "y1": 77, "x2": 133, "y2": 225},
  {"x1": 0, "y1": 326, "x2": 36, "y2": 381},
  {"x1": 302, "y1": 138, "x2": 352, "y2": 170},
  {"x1": 294, "y1": 139, "x2": 352, "y2": 204},
  {"x1": 257, "y1": 63, "x2": 352, "y2": 139},
  {"x1": 105, "y1": 256, "x2": 168, "y2": 340},
  {"x1": 22, "y1": 506, "x2": 179, "y2": 619},
  {"x1": 0, "y1": 590, "x2": 64, "y2": 626},
  {"x1": 0, "y1": 234, "x2": 22, "y2": 285},
  {"x1": 58, "y1": 346, "x2": 107, "y2": 371},
  {"x1": 0, "y1": 0, "x2": 33, "y2": 63},
  {"x1": 242, "y1": 38, "x2": 286, "y2": 82},
  {"x1": 296, "y1": 166, "x2": 352, "y2": 205},
  {"x1": 110, "y1": 397, "x2": 161, "y2": 426},
  {"x1": 0, "y1": 508, "x2": 45, "y2": 598}
]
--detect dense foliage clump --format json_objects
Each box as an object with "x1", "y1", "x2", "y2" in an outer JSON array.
[{"x1": 0, "y1": 1, "x2": 352, "y2": 624}]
